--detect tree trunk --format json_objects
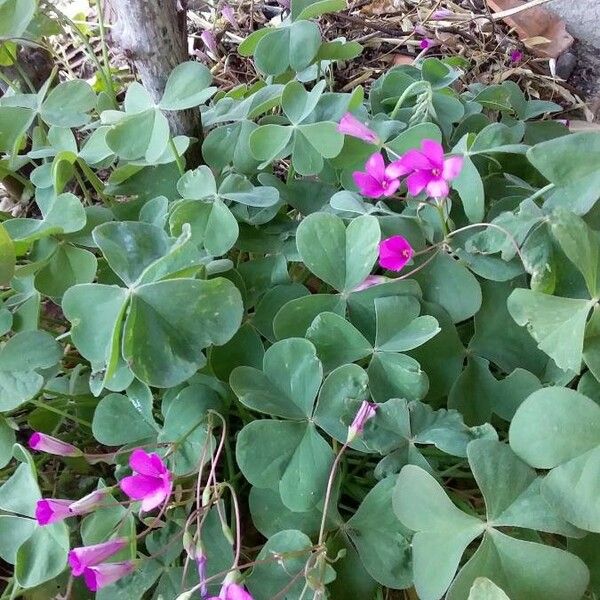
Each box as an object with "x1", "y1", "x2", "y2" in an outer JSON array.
[{"x1": 111, "y1": 0, "x2": 203, "y2": 166}]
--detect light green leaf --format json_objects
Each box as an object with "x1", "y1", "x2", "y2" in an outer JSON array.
[
  {"x1": 176, "y1": 165, "x2": 217, "y2": 199},
  {"x1": 468, "y1": 578, "x2": 510, "y2": 600},
  {"x1": 159, "y1": 62, "x2": 215, "y2": 110},
  {"x1": 296, "y1": 213, "x2": 380, "y2": 292},
  {"x1": 40, "y1": 80, "x2": 95, "y2": 127},
  {"x1": 230, "y1": 337, "x2": 322, "y2": 419},
  {"x1": 0, "y1": 222, "x2": 15, "y2": 285},
  {"x1": 368, "y1": 352, "x2": 428, "y2": 403},
  {"x1": 507, "y1": 290, "x2": 594, "y2": 373},
  {"x1": 0, "y1": 0, "x2": 36, "y2": 37}
]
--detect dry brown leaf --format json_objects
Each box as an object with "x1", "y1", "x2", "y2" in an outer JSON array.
[
  {"x1": 485, "y1": 0, "x2": 573, "y2": 58},
  {"x1": 393, "y1": 54, "x2": 414, "y2": 65}
]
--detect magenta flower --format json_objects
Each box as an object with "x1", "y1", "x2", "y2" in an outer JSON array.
[
  {"x1": 353, "y1": 275, "x2": 388, "y2": 292},
  {"x1": 208, "y1": 582, "x2": 255, "y2": 600},
  {"x1": 35, "y1": 499, "x2": 74, "y2": 526},
  {"x1": 510, "y1": 49, "x2": 523, "y2": 63},
  {"x1": 393, "y1": 139, "x2": 463, "y2": 198},
  {"x1": 221, "y1": 4, "x2": 237, "y2": 28},
  {"x1": 83, "y1": 561, "x2": 135, "y2": 591},
  {"x1": 347, "y1": 401, "x2": 377, "y2": 442},
  {"x1": 69, "y1": 538, "x2": 128, "y2": 576},
  {"x1": 338, "y1": 113, "x2": 380, "y2": 145},
  {"x1": 420, "y1": 38, "x2": 434, "y2": 50},
  {"x1": 201, "y1": 31, "x2": 218, "y2": 54},
  {"x1": 379, "y1": 235, "x2": 414, "y2": 272},
  {"x1": 432, "y1": 9, "x2": 453, "y2": 20},
  {"x1": 29, "y1": 432, "x2": 83, "y2": 457},
  {"x1": 119, "y1": 449, "x2": 172, "y2": 512},
  {"x1": 353, "y1": 152, "x2": 401, "y2": 198}
]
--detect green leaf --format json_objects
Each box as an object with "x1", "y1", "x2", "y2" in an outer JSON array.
[
  {"x1": 34, "y1": 244, "x2": 97, "y2": 298},
  {"x1": 447, "y1": 531, "x2": 589, "y2": 600},
  {"x1": 236, "y1": 420, "x2": 333, "y2": 511},
  {"x1": 106, "y1": 109, "x2": 169, "y2": 163},
  {"x1": 0, "y1": 106, "x2": 34, "y2": 154},
  {"x1": 0, "y1": 222, "x2": 15, "y2": 285},
  {"x1": 452, "y1": 149, "x2": 484, "y2": 223},
  {"x1": 374, "y1": 296, "x2": 440, "y2": 352},
  {"x1": 296, "y1": 213, "x2": 380, "y2": 292},
  {"x1": 247, "y1": 530, "x2": 313, "y2": 599},
  {"x1": 249, "y1": 124, "x2": 293, "y2": 164},
  {"x1": 0, "y1": 462, "x2": 40, "y2": 517},
  {"x1": 414, "y1": 253, "x2": 482, "y2": 323},
  {"x1": 253, "y1": 283, "x2": 309, "y2": 342},
  {"x1": 0, "y1": 0, "x2": 36, "y2": 37},
  {"x1": 92, "y1": 392, "x2": 158, "y2": 445},
  {"x1": 169, "y1": 199, "x2": 238, "y2": 256},
  {"x1": 550, "y1": 210, "x2": 600, "y2": 297},
  {"x1": 210, "y1": 322, "x2": 264, "y2": 382},
  {"x1": 393, "y1": 465, "x2": 485, "y2": 600},
  {"x1": 507, "y1": 290, "x2": 594, "y2": 374},
  {"x1": 0, "y1": 415, "x2": 15, "y2": 468},
  {"x1": 254, "y1": 21, "x2": 321, "y2": 76},
  {"x1": 230, "y1": 337, "x2": 322, "y2": 419},
  {"x1": 346, "y1": 476, "x2": 412, "y2": 589},
  {"x1": 368, "y1": 352, "x2": 428, "y2": 403},
  {"x1": 15, "y1": 522, "x2": 70, "y2": 589},
  {"x1": 297, "y1": 122, "x2": 344, "y2": 158},
  {"x1": 123, "y1": 278, "x2": 243, "y2": 387},
  {"x1": 176, "y1": 165, "x2": 217, "y2": 199},
  {"x1": 274, "y1": 293, "x2": 345, "y2": 340},
  {"x1": 159, "y1": 62, "x2": 215, "y2": 110},
  {"x1": 203, "y1": 120, "x2": 260, "y2": 175},
  {"x1": 40, "y1": 80, "x2": 95, "y2": 127},
  {"x1": 0, "y1": 516, "x2": 35, "y2": 564},
  {"x1": 295, "y1": 0, "x2": 345, "y2": 19},
  {"x1": 314, "y1": 364, "x2": 371, "y2": 451},
  {"x1": 282, "y1": 80, "x2": 325, "y2": 125},
  {"x1": 306, "y1": 312, "x2": 372, "y2": 371},
  {"x1": 468, "y1": 578, "x2": 510, "y2": 600}
]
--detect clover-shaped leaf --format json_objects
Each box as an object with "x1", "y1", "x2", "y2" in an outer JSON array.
[
  {"x1": 0, "y1": 331, "x2": 62, "y2": 411},
  {"x1": 158, "y1": 62, "x2": 216, "y2": 111},
  {"x1": 345, "y1": 476, "x2": 412, "y2": 589},
  {"x1": 296, "y1": 213, "x2": 380, "y2": 293},
  {"x1": 507, "y1": 290, "x2": 594, "y2": 374},
  {"x1": 394, "y1": 439, "x2": 586, "y2": 600},
  {"x1": 232, "y1": 338, "x2": 334, "y2": 511},
  {"x1": 510, "y1": 386, "x2": 600, "y2": 532}
]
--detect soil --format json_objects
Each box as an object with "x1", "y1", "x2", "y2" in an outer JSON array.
[{"x1": 568, "y1": 39, "x2": 600, "y2": 118}]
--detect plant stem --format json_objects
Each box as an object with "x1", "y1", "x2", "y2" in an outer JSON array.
[
  {"x1": 317, "y1": 442, "x2": 348, "y2": 547},
  {"x1": 28, "y1": 398, "x2": 92, "y2": 428},
  {"x1": 169, "y1": 137, "x2": 185, "y2": 175},
  {"x1": 95, "y1": 0, "x2": 117, "y2": 103}
]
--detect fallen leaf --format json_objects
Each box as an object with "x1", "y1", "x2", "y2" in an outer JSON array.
[
  {"x1": 484, "y1": 0, "x2": 573, "y2": 58},
  {"x1": 393, "y1": 54, "x2": 414, "y2": 65}
]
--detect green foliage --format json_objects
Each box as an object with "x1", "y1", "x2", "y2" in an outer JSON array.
[{"x1": 1, "y1": 1, "x2": 599, "y2": 598}]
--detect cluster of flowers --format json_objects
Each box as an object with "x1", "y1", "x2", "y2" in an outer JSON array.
[
  {"x1": 30, "y1": 433, "x2": 253, "y2": 598},
  {"x1": 26, "y1": 398, "x2": 377, "y2": 596},
  {"x1": 337, "y1": 113, "x2": 465, "y2": 274},
  {"x1": 337, "y1": 113, "x2": 464, "y2": 200}
]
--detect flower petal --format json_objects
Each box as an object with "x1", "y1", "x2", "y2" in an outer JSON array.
[
  {"x1": 353, "y1": 171, "x2": 383, "y2": 198},
  {"x1": 395, "y1": 149, "x2": 433, "y2": 171},
  {"x1": 385, "y1": 159, "x2": 412, "y2": 178},
  {"x1": 406, "y1": 170, "x2": 431, "y2": 196},
  {"x1": 378, "y1": 235, "x2": 414, "y2": 272},
  {"x1": 120, "y1": 474, "x2": 163, "y2": 501},
  {"x1": 338, "y1": 113, "x2": 379, "y2": 144},
  {"x1": 140, "y1": 486, "x2": 169, "y2": 512},
  {"x1": 442, "y1": 155, "x2": 464, "y2": 180},
  {"x1": 421, "y1": 139, "x2": 444, "y2": 168},
  {"x1": 382, "y1": 178, "x2": 400, "y2": 197},
  {"x1": 426, "y1": 177, "x2": 449, "y2": 198},
  {"x1": 129, "y1": 449, "x2": 164, "y2": 477},
  {"x1": 365, "y1": 152, "x2": 385, "y2": 181}
]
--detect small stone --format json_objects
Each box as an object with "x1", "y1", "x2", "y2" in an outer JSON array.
[{"x1": 555, "y1": 52, "x2": 577, "y2": 80}]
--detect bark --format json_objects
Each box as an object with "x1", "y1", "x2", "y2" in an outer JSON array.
[{"x1": 110, "y1": 0, "x2": 203, "y2": 166}]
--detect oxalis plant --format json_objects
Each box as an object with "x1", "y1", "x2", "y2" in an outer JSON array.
[{"x1": 1, "y1": 1, "x2": 600, "y2": 599}]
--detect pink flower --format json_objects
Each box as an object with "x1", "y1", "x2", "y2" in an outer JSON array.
[
  {"x1": 510, "y1": 49, "x2": 523, "y2": 63},
  {"x1": 347, "y1": 401, "x2": 377, "y2": 442},
  {"x1": 69, "y1": 488, "x2": 111, "y2": 514},
  {"x1": 353, "y1": 275, "x2": 388, "y2": 292},
  {"x1": 83, "y1": 561, "x2": 135, "y2": 591},
  {"x1": 379, "y1": 236, "x2": 414, "y2": 271},
  {"x1": 35, "y1": 499, "x2": 74, "y2": 526},
  {"x1": 208, "y1": 582, "x2": 255, "y2": 600},
  {"x1": 337, "y1": 113, "x2": 380, "y2": 145},
  {"x1": 69, "y1": 538, "x2": 128, "y2": 576},
  {"x1": 393, "y1": 139, "x2": 463, "y2": 198},
  {"x1": 353, "y1": 152, "x2": 401, "y2": 198},
  {"x1": 201, "y1": 31, "x2": 218, "y2": 54},
  {"x1": 420, "y1": 38, "x2": 434, "y2": 50},
  {"x1": 29, "y1": 432, "x2": 82, "y2": 457},
  {"x1": 221, "y1": 4, "x2": 237, "y2": 28},
  {"x1": 119, "y1": 449, "x2": 172, "y2": 512},
  {"x1": 432, "y1": 9, "x2": 453, "y2": 20}
]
